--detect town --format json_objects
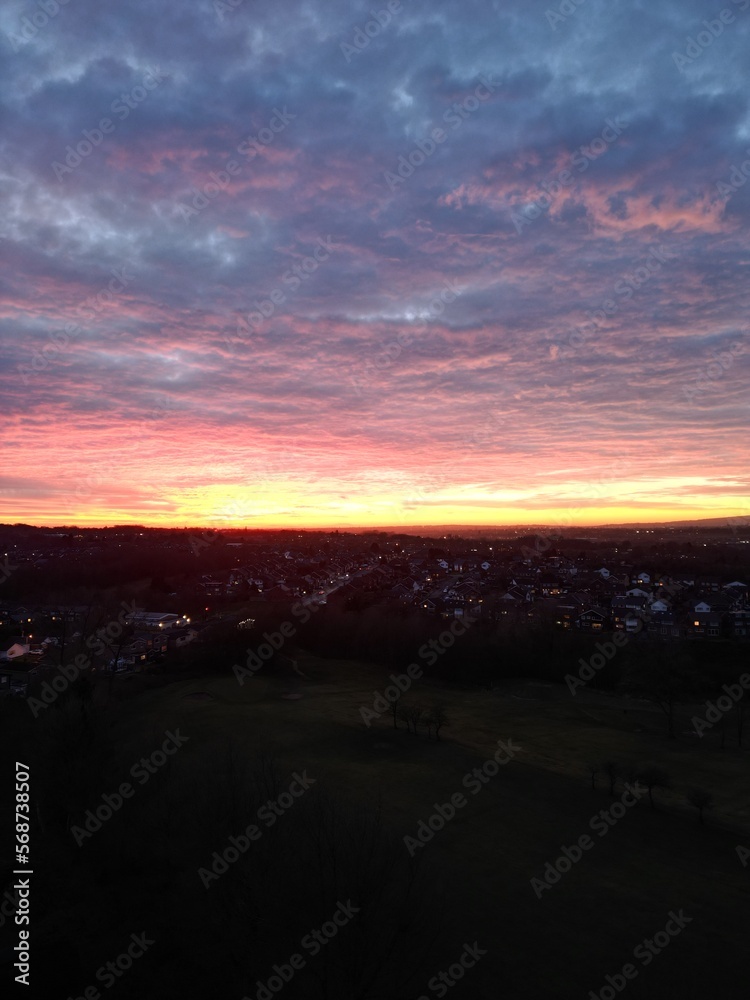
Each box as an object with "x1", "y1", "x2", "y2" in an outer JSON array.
[{"x1": 1, "y1": 520, "x2": 748, "y2": 696}]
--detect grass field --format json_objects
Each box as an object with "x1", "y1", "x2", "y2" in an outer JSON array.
[{"x1": 109, "y1": 652, "x2": 749, "y2": 999}]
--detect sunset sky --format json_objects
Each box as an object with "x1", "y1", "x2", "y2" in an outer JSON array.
[{"x1": 1, "y1": 0, "x2": 749, "y2": 528}]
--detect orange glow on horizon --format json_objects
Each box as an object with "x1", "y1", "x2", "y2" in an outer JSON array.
[
  {"x1": 3, "y1": 453, "x2": 747, "y2": 530},
  {"x1": 7, "y1": 502, "x2": 748, "y2": 531}
]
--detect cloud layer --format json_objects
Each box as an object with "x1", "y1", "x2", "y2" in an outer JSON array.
[{"x1": 1, "y1": 0, "x2": 749, "y2": 526}]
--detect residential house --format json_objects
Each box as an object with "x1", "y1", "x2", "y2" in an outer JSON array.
[
  {"x1": 645, "y1": 611, "x2": 684, "y2": 640},
  {"x1": 167, "y1": 627, "x2": 198, "y2": 650},
  {"x1": 687, "y1": 610, "x2": 724, "y2": 639},
  {"x1": 729, "y1": 610, "x2": 750, "y2": 639},
  {"x1": 576, "y1": 608, "x2": 610, "y2": 632},
  {"x1": 625, "y1": 587, "x2": 651, "y2": 601},
  {"x1": 612, "y1": 592, "x2": 648, "y2": 614},
  {"x1": 538, "y1": 576, "x2": 566, "y2": 597}
]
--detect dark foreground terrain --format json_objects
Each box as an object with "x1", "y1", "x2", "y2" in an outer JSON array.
[{"x1": 1, "y1": 654, "x2": 747, "y2": 999}]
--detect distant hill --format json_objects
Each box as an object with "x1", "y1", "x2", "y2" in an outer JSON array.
[{"x1": 356, "y1": 516, "x2": 748, "y2": 535}]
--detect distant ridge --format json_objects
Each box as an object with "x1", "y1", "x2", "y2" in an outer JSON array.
[{"x1": 0, "y1": 516, "x2": 747, "y2": 534}]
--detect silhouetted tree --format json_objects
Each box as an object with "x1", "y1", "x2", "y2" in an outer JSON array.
[
  {"x1": 586, "y1": 761, "x2": 599, "y2": 792},
  {"x1": 430, "y1": 702, "x2": 448, "y2": 741},
  {"x1": 636, "y1": 766, "x2": 671, "y2": 809},
  {"x1": 622, "y1": 647, "x2": 701, "y2": 739},
  {"x1": 406, "y1": 703, "x2": 424, "y2": 735},
  {"x1": 687, "y1": 788, "x2": 713, "y2": 825},
  {"x1": 389, "y1": 689, "x2": 401, "y2": 729},
  {"x1": 602, "y1": 760, "x2": 620, "y2": 795},
  {"x1": 622, "y1": 761, "x2": 640, "y2": 788}
]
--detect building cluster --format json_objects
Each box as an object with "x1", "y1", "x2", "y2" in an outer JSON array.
[
  {"x1": 183, "y1": 540, "x2": 750, "y2": 642},
  {"x1": 326, "y1": 554, "x2": 750, "y2": 641},
  {"x1": 1, "y1": 528, "x2": 748, "y2": 697},
  {"x1": 194, "y1": 551, "x2": 364, "y2": 601},
  {"x1": 0, "y1": 603, "x2": 214, "y2": 693}
]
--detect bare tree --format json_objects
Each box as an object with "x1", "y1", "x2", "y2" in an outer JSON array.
[
  {"x1": 602, "y1": 760, "x2": 620, "y2": 796},
  {"x1": 635, "y1": 766, "x2": 671, "y2": 809},
  {"x1": 430, "y1": 702, "x2": 448, "y2": 741},
  {"x1": 686, "y1": 788, "x2": 713, "y2": 825},
  {"x1": 622, "y1": 761, "x2": 640, "y2": 788},
  {"x1": 622, "y1": 648, "x2": 701, "y2": 739},
  {"x1": 86, "y1": 600, "x2": 135, "y2": 698},
  {"x1": 389, "y1": 689, "x2": 401, "y2": 729},
  {"x1": 406, "y1": 703, "x2": 424, "y2": 736},
  {"x1": 586, "y1": 761, "x2": 599, "y2": 792},
  {"x1": 395, "y1": 703, "x2": 424, "y2": 736}
]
